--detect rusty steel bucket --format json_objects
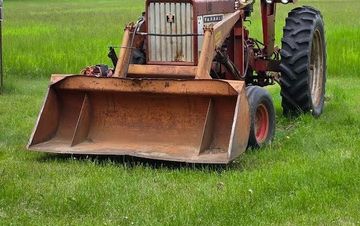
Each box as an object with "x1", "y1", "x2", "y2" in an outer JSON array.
[{"x1": 28, "y1": 75, "x2": 250, "y2": 164}]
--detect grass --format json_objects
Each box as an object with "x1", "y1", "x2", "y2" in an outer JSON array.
[{"x1": 1, "y1": 0, "x2": 360, "y2": 225}]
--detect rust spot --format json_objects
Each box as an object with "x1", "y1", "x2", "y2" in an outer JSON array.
[
  {"x1": 175, "y1": 49, "x2": 185, "y2": 62},
  {"x1": 131, "y1": 79, "x2": 142, "y2": 86}
]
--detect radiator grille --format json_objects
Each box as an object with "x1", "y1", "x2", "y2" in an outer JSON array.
[{"x1": 148, "y1": 2, "x2": 194, "y2": 63}]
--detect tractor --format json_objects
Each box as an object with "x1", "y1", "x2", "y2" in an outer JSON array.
[{"x1": 28, "y1": 0, "x2": 326, "y2": 164}]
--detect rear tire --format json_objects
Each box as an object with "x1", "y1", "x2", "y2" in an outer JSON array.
[
  {"x1": 246, "y1": 86, "x2": 276, "y2": 148},
  {"x1": 280, "y1": 6, "x2": 326, "y2": 117}
]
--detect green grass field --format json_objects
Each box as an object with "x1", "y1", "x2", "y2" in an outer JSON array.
[{"x1": 1, "y1": 0, "x2": 360, "y2": 225}]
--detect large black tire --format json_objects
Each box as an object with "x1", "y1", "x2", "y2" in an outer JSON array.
[
  {"x1": 280, "y1": 6, "x2": 326, "y2": 117},
  {"x1": 246, "y1": 86, "x2": 276, "y2": 149}
]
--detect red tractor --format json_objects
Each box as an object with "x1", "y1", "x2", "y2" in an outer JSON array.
[{"x1": 28, "y1": 0, "x2": 326, "y2": 164}]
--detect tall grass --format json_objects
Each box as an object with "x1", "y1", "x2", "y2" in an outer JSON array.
[{"x1": 4, "y1": 0, "x2": 144, "y2": 78}]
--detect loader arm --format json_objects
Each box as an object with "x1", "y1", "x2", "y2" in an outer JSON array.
[{"x1": 196, "y1": 11, "x2": 241, "y2": 79}]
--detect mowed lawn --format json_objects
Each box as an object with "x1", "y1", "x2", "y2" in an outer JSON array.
[{"x1": 1, "y1": 0, "x2": 360, "y2": 225}]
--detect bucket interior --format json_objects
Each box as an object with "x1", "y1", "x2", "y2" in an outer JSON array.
[{"x1": 29, "y1": 88, "x2": 240, "y2": 160}]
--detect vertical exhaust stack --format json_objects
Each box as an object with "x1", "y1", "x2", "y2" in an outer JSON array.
[{"x1": 28, "y1": 76, "x2": 250, "y2": 164}]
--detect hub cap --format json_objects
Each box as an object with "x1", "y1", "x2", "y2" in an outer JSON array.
[
  {"x1": 309, "y1": 29, "x2": 324, "y2": 109},
  {"x1": 255, "y1": 104, "x2": 269, "y2": 144}
]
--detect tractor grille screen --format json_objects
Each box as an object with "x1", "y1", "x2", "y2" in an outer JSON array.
[{"x1": 148, "y1": 2, "x2": 194, "y2": 63}]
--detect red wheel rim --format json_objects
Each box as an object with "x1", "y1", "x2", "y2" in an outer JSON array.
[{"x1": 255, "y1": 104, "x2": 269, "y2": 144}]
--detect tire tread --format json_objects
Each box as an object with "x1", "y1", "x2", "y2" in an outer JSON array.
[{"x1": 280, "y1": 6, "x2": 326, "y2": 116}]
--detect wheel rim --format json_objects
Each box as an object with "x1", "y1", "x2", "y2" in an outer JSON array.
[
  {"x1": 309, "y1": 29, "x2": 324, "y2": 109},
  {"x1": 255, "y1": 104, "x2": 269, "y2": 144}
]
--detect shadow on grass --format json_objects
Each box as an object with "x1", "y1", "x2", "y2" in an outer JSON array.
[{"x1": 36, "y1": 153, "x2": 243, "y2": 173}]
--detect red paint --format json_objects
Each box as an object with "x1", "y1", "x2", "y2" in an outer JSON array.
[
  {"x1": 255, "y1": 104, "x2": 269, "y2": 143},
  {"x1": 143, "y1": 0, "x2": 286, "y2": 78}
]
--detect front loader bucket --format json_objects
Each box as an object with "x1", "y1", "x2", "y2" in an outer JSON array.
[{"x1": 28, "y1": 75, "x2": 250, "y2": 164}]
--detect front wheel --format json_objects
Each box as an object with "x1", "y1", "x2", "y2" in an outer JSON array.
[
  {"x1": 280, "y1": 6, "x2": 326, "y2": 117},
  {"x1": 246, "y1": 86, "x2": 276, "y2": 149}
]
